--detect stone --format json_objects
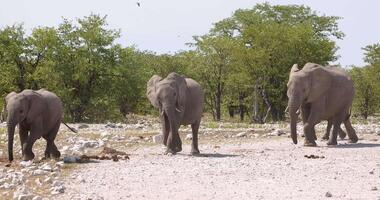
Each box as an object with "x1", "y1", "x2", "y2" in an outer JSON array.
[
  {"x1": 236, "y1": 132, "x2": 247, "y2": 137},
  {"x1": 371, "y1": 186, "x2": 378, "y2": 191},
  {"x1": 325, "y1": 191, "x2": 332, "y2": 197},
  {"x1": 100, "y1": 131, "x2": 111, "y2": 137},
  {"x1": 20, "y1": 161, "x2": 33, "y2": 168},
  {"x1": 32, "y1": 170, "x2": 48, "y2": 176},
  {"x1": 32, "y1": 196, "x2": 43, "y2": 200},
  {"x1": 185, "y1": 134, "x2": 192, "y2": 140},
  {"x1": 40, "y1": 164, "x2": 52, "y2": 172},
  {"x1": 152, "y1": 134, "x2": 163, "y2": 144},
  {"x1": 51, "y1": 185, "x2": 65, "y2": 195},
  {"x1": 105, "y1": 122, "x2": 117, "y2": 128},
  {"x1": 78, "y1": 124, "x2": 89, "y2": 129}
]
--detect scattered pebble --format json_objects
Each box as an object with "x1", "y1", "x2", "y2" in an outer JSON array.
[
  {"x1": 325, "y1": 191, "x2": 332, "y2": 197},
  {"x1": 185, "y1": 134, "x2": 193, "y2": 140}
]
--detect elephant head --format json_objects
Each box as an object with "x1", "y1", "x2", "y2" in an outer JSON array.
[
  {"x1": 287, "y1": 63, "x2": 331, "y2": 144},
  {"x1": 147, "y1": 72, "x2": 187, "y2": 115},
  {"x1": 5, "y1": 91, "x2": 45, "y2": 161}
]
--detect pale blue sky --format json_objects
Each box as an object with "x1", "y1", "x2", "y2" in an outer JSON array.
[{"x1": 1, "y1": 0, "x2": 379, "y2": 67}]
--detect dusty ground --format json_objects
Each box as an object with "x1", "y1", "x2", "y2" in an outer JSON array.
[
  {"x1": 62, "y1": 138, "x2": 380, "y2": 200},
  {"x1": 0, "y1": 116, "x2": 379, "y2": 200}
]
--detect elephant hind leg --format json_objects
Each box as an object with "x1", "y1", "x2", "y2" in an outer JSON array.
[
  {"x1": 45, "y1": 122, "x2": 61, "y2": 160},
  {"x1": 338, "y1": 126, "x2": 347, "y2": 140},
  {"x1": 344, "y1": 119, "x2": 358, "y2": 143},
  {"x1": 190, "y1": 121, "x2": 200, "y2": 155}
]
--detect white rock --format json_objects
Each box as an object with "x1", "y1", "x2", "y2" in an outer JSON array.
[
  {"x1": 40, "y1": 164, "x2": 52, "y2": 172},
  {"x1": 185, "y1": 134, "x2": 193, "y2": 140},
  {"x1": 13, "y1": 186, "x2": 32, "y2": 200},
  {"x1": 32, "y1": 196, "x2": 42, "y2": 200},
  {"x1": 116, "y1": 123, "x2": 123, "y2": 128},
  {"x1": 20, "y1": 161, "x2": 33, "y2": 168},
  {"x1": 236, "y1": 132, "x2": 247, "y2": 137},
  {"x1": 55, "y1": 161, "x2": 64, "y2": 168},
  {"x1": 152, "y1": 134, "x2": 163, "y2": 144},
  {"x1": 100, "y1": 131, "x2": 111, "y2": 137},
  {"x1": 0, "y1": 182, "x2": 14, "y2": 189},
  {"x1": 51, "y1": 185, "x2": 65, "y2": 195},
  {"x1": 11, "y1": 172, "x2": 25, "y2": 185},
  {"x1": 43, "y1": 177, "x2": 52, "y2": 184},
  {"x1": 32, "y1": 170, "x2": 48, "y2": 176},
  {"x1": 34, "y1": 178, "x2": 42, "y2": 186}
]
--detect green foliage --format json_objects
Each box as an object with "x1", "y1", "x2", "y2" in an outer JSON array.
[{"x1": 189, "y1": 3, "x2": 343, "y2": 122}]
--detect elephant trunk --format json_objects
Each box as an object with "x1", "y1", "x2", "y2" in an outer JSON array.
[
  {"x1": 7, "y1": 114, "x2": 16, "y2": 162},
  {"x1": 289, "y1": 97, "x2": 301, "y2": 145}
]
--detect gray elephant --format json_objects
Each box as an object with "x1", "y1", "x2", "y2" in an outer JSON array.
[
  {"x1": 147, "y1": 72, "x2": 204, "y2": 155},
  {"x1": 287, "y1": 63, "x2": 358, "y2": 146},
  {"x1": 6, "y1": 89, "x2": 73, "y2": 161}
]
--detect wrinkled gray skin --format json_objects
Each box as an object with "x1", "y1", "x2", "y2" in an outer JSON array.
[
  {"x1": 6, "y1": 89, "x2": 63, "y2": 161},
  {"x1": 287, "y1": 63, "x2": 358, "y2": 146},
  {"x1": 147, "y1": 72, "x2": 204, "y2": 155}
]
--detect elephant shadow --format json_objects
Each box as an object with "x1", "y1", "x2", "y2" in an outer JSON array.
[
  {"x1": 189, "y1": 153, "x2": 240, "y2": 158},
  {"x1": 333, "y1": 142, "x2": 380, "y2": 149}
]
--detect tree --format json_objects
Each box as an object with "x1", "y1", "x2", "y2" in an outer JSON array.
[{"x1": 194, "y1": 3, "x2": 343, "y2": 122}]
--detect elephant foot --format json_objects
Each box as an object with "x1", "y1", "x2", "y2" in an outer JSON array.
[
  {"x1": 303, "y1": 140, "x2": 317, "y2": 147},
  {"x1": 173, "y1": 146, "x2": 182, "y2": 153},
  {"x1": 51, "y1": 150, "x2": 61, "y2": 160},
  {"x1": 22, "y1": 152, "x2": 35, "y2": 161},
  {"x1": 190, "y1": 149, "x2": 200, "y2": 156},
  {"x1": 348, "y1": 137, "x2": 358, "y2": 143},
  {"x1": 164, "y1": 148, "x2": 176, "y2": 155},
  {"x1": 327, "y1": 140, "x2": 338, "y2": 146},
  {"x1": 339, "y1": 131, "x2": 347, "y2": 140}
]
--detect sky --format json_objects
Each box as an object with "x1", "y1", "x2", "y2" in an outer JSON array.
[{"x1": 0, "y1": 0, "x2": 379, "y2": 67}]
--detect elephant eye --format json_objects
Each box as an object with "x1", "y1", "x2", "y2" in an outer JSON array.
[{"x1": 19, "y1": 110, "x2": 23, "y2": 114}]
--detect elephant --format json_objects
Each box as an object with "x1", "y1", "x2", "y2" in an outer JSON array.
[
  {"x1": 147, "y1": 72, "x2": 204, "y2": 155},
  {"x1": 5, "y1": 89, "x2": 73, "y2": 161},
  {"x1": 287, "y1": 63, "x2": 358, "y2": 146}
]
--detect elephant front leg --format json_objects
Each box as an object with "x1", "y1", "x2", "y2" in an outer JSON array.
[
  {"x1": 23, "y1": 134, "x2": 38, "y2": 161},
  {"x1": 19, "y1": 127, "x2": 28, "y2": 157},
  {"x1": 303, "y1": 122, "x2": 317, "y2": 147},
  {"x1": 165, "y1": 126, "x2": 182, "y2": 155},
  {"x1": 190, "y1": 121, "x2": 200, "y2": 155},
  {"x1": 162, "y1": 114, "x2": 170, "y2": 146}
]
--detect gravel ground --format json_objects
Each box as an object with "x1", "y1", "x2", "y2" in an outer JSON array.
[{"x1": 63, "y1": 137, "x2": 380, "y2": 200}]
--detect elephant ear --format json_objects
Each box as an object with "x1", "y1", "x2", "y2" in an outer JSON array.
[
  {"x1": 25, "y1": 91, "x2": 46, "y2": 123},
  {"x1": 146, "y1": 75, "x2": 162, "y2": 108},
  {"x1": 5, "y1": 92, "x2": 17, "y2": 105},
  {"x1": 167, "y1": 72, "x2": 187, "y2": 113},
  {"x1": 306, "y1": 66, "x2": 332, "y2": 103}
]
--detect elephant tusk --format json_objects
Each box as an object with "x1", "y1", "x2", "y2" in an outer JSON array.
[
  {"x1": 284, "y1": 106, "x2": 289, "y2": 113},
  {"x1": 175, "y1": 108, "x2": 182, "y2": 113},
  {"x1": 296, "y1": 109, "x2": 300, "y2": 115}
]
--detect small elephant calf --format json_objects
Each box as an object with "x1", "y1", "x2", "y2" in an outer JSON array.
[{"x1": 5, "y1": 89, "x2": 74, "y2": 161}]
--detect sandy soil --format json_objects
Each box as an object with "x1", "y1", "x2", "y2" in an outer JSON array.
[{"x1": 62, "y1": 137, "x2": 380, "y2": 200}]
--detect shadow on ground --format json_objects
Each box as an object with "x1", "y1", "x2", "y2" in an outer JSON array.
[{"x1": 334, "y1": 142, "x2": 380, "y2": 149}]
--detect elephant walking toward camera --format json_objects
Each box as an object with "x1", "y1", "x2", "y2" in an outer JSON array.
[
  {"x1": 147, "y1": 72, "x2": 204, "y2": 155},
  {"x1": 287, "y1": 63, "x2": 358, "y2": 146},
  {"x1": 6, "y1": 89, "x2": 67, "y2": 161}
]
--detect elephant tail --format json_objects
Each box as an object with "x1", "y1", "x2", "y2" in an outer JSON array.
[{"x1": 62, "y1": 122, "x2": 78, "y2": 133}]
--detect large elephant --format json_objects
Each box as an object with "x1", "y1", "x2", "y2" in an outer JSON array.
[
  {"x1": 6, "y1": 89, "x2": 66, "y2": 161},
  {"x1": 147, "y1": 72, "x2": 204, "y2": 155},
  {"x1": 287, "y1": 63, "x2": 358, "y2": 146}
]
